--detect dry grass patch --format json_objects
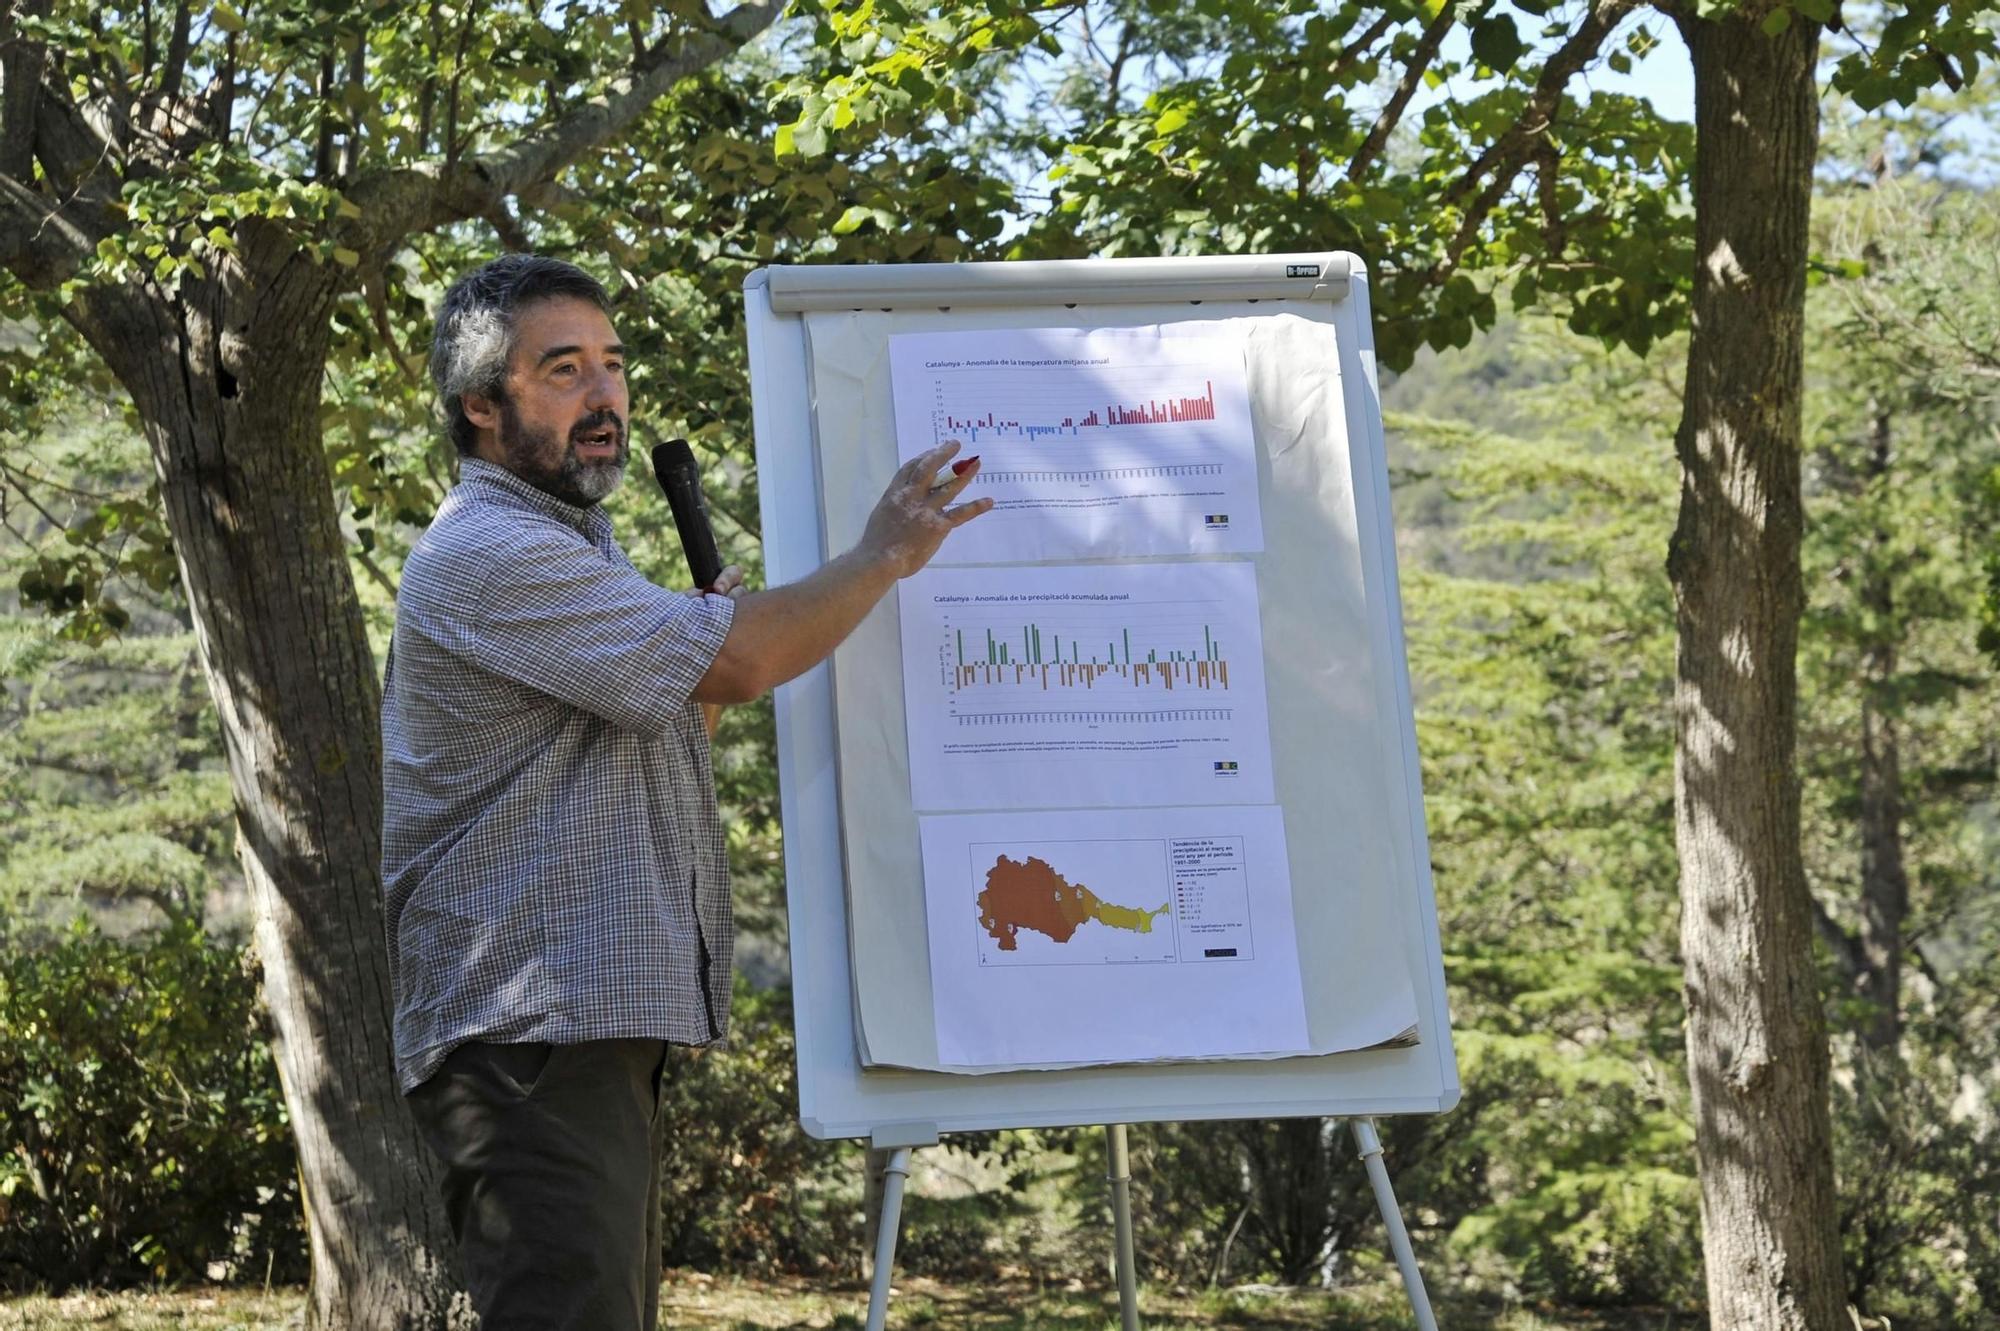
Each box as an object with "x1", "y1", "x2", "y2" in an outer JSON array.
[{"x1": 0, "y1": 1278, "x2": 1698, "y2": 1330}]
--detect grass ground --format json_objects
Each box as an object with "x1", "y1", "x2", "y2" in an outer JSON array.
[{"x1": 0, "y1": 1275, "x2": 1702, "y2": 1330}]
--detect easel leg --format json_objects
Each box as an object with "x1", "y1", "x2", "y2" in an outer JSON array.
[
  {"x1": 1105, "y1": 1124, "x2": 1143, "y2": 1331},
  {"x1": 1348, "y1": 1118, "x2": 1439, "y2": 1331},
  {"x1": 864, "y1": 1146, "x2": 913, "y2": 1331}
]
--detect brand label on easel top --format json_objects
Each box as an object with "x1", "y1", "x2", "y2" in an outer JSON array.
[{"x1": 1285, "y1": 263, "x2": 1321, "y2": 278}]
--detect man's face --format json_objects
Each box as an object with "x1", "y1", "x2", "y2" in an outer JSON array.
[{"x1": 473, "y1": 296, "x2": 631, "y2": 507}]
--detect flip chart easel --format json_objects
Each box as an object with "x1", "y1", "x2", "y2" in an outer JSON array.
[{"x1": 743, "y1": 253, "x2": 1456, "y2": 1331}]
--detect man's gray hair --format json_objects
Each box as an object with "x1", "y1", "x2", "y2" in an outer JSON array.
[{"x1": 429, "y1": 255, "x2": 611, "y2": 456}]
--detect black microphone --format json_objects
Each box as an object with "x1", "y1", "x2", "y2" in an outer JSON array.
[{"x1": 650, "y1": 438, "x2": 724, "y2": 592}]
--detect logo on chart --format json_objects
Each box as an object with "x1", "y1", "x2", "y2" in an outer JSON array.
[
  {"x1": 1212, "y1": 761, "x2": 1240, "y2": 776},
  {"x1": 1203, "y1": 514, "x2": 1231, "y2": 530}
]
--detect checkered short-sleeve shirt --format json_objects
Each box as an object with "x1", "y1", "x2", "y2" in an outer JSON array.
[{"x1": 381, "y1": 458, "x2": 737, "y2": 1093}]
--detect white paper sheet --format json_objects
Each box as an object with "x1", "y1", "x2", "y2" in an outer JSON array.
[
  {"x1": 920, "y1": 805, "x2": 1310, "y2": 1067},
  {"x1": 897, "y1": 562, "x2": 1277, "y2": 811},
  {"x1": 890, "y1": 326, "x2": 1264, "y2": 563}
]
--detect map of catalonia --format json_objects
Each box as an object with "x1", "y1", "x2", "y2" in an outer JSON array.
[{"x1": 977, "y1": 854, "x2": 1172, "y2": 951}]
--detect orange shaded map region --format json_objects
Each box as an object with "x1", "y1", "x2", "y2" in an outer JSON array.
[{"x1": 977, "y1": 854, "x2": 1171, "y2": 952}]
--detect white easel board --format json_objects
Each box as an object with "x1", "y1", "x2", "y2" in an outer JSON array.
[{"x1": 745, "y1": 252, "x2": 1457, "y2": 1144}]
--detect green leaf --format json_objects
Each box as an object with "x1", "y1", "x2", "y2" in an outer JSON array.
[
  {"x1": 331, "y1": 247, "x2": 360, "y2": 268},
  {"x1": 1469, "y1": 16, "x2": 1528, "y2": 72},
  {"x1": 830, "y1": 205, "x2": 872, "y2": 236},
  {"x1": 210, "y1": 2, "x2": 246, "y2": 34},
  {"x1": 792, "y1": 121, "x2": 828, "y2": 158},
  {"x1": 1760, "y1": 7, "x2": 1792, "y2": 35}
]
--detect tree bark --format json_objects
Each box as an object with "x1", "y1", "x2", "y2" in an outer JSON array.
[
  {"x1": 69, "y1": 225, "x2": 461, "y2": 1328},
  {"x1": 1669, "y1": 10, "x2": 1845, "y2": 1330},
  {"x1": 1854, "y1": 406, "x2": 1906, "y2": 1054}
]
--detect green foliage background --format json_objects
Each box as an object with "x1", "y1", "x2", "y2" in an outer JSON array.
[{"x1": 1, "y1": 2, "x2": 1998, "y2": 1324}]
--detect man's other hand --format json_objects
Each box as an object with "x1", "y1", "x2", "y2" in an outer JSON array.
[
  {"x1": 687, "y1": 564, "x2": 748, "y2": 600},
  {"x1": 858, "y1": 441, "x2": 993, "y2": 578}
]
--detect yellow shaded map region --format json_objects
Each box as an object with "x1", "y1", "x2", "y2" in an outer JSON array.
[{"x1": 977, "y1": 854, "x2": 1171, "y2": 952}]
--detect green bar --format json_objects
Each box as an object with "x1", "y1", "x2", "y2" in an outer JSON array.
[
  {"x1": 1023, "y1": 626, "x2": 1031, "y2": 662},
  {"x1": 1205, "y1": 626, "x2": 1213, "y2": 659},
  {"x1": 1108, "y1": 641, "x2": 1115, "y2": 664},
  {"x1": 1123, "y1": 629, "x2": 1130, "y2": 664},
  {"x1": 957, "y1": 629, "x2": 965, "y2": 668},
  {"x1": 987, "y1": 630, "x2": 996, "y2": 665}
]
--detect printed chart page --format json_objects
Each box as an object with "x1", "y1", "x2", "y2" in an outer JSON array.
[
  {"x1": 919, "y1": 805, "x2": 1308, "y2": 1067},
  {"x1": 898, "y1": 562, "x2": 1276, "y2": 810},
  {"x1": 889, "y1": 326, "x2": 1264, "y2": 563}
]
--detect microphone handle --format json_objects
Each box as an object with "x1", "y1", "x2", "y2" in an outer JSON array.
[
  {"x1": 672, "y1": 482, "x2": 724, "y2": 591},
  {"x1": 663, "y1": 482, "x2": 724, "y2": 593}
]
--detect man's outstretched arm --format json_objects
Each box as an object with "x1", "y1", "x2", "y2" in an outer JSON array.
[{"x1": 693, "y1": 442, "x2": 988, "y2": 705}]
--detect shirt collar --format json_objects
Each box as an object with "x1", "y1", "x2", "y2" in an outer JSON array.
[{"x1": 458, "y1": 457, "x2": 607, "y2": 537}]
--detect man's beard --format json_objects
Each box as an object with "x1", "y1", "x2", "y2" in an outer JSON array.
[{"x1": 496, "y1": 397, "x2": 628, "y2": 508}]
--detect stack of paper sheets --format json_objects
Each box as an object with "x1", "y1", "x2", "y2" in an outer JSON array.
[{"x1": 802, "y1": 309, "x2": 1420, "y2": 1074}]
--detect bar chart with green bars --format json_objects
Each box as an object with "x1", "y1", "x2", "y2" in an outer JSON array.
[
  {"x1": 897, "y1": 561, "x2": 1277, "y2": 808},
  {"x1": 950, "y1": 618, "x2": 1234, "y2": 695}
]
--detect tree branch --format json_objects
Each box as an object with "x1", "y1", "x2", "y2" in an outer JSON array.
[
  {"x1": 1811, "y1": 894, "x2": 1869, "y2": 987},
  {"x1": 1443, "y1": 0, "x2": 1638, "y2": 209},
  {"x1": 315, "y1": 49, "x2": 336, "y2": 178},
  {"x1": 1345, "y1": 4, "x2": 1460, "y2": 180},
  {"x1": 340, "y1": 28, "x2": 366, "y2": 177},
  {"x1": 363, "y1": 265, "x2": 423, "y2": 389},
  {"x1": 345, "y1": 0, "x2": 782, "y2": 256},
  {"x1": 205, "y1": 29, "x2": 238, "y2": 140},
  {"x1": 158, "y1": 0, "x2": 193, "y2": 110},
  {"x1": 351, "y1": 542, "x2": 398, "y2": 599},
  {"x1": 1411, "y1": 0, "x2": 1637, "y2": 285},
  {"x1": 0, "y1": 168, "x2": 101, "y2": 290},
  {"x1": 1534, "y1": 133, "x2": 1566, "y2": 255},
  {"x1": 483, "y1": 198, "x2": 530, "y2": 250},
  {"x1": 0, "y1": 0, "x2": 51, "y2": 180},
  {"x1": 1331, "y1": 10, "x2": 1398, "y2": 89},
  {"x1": 32, "y1": 80, "x2": 122, "y2": 208},
  {"x1": 1429, "y1": 162, "x2": 1519, "y2": 287},
  {"x1": 443, "y1": 1, "x2": 479, "y2": 171},
  {"x1": 2, "y1": 4, "x2": 44, "y2": 178}
]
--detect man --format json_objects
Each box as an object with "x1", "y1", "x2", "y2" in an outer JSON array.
[{"x1": 381, "y1": 254, "x2": 987, "y2": 1328}]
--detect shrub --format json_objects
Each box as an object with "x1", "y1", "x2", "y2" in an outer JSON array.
[
  {"x1": 0, "y1": 918, "x2": 303, "y2": 1291},
  {"x1": 656, "y1": 978, "x2": 857, "y2": 1273}
]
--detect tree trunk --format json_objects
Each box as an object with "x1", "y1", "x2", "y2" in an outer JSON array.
[
  {"x1": 1669, "y1": 11, "x2": 1845, "y2": 1331},
  {"x1": 70, "y1": 224, "x2": 462, "y2": 1327},
  {"x1": 1854, "y1": 405, "x2": 1906, "y2": 1054}
]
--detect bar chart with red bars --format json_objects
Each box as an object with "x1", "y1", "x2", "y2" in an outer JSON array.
[
  {"x1": 889, "y1": 325, "x2": 1265, "y2": 562},
  {"x1": 934, "y1": 377, "x2": 1221, "y2": 443}
]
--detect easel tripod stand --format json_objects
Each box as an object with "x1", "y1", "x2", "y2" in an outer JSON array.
[{"x1": 863, "y1": 1119, "x2": 1440, "y2": 1331}]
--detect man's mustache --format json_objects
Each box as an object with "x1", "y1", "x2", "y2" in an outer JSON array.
[{"x1": 569, "y1": 411, "x2": 626, "y2": 446}]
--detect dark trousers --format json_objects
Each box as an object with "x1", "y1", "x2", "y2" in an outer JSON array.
[{"x1": 409, "y1": 1038, "x2": 670, "y2": 1331}]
